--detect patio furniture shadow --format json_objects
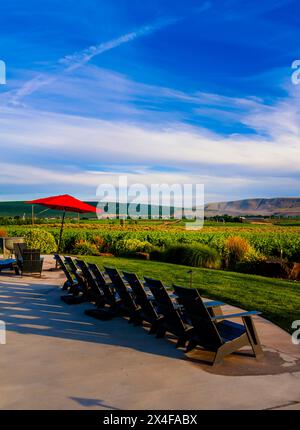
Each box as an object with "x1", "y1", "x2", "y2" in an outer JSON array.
[
  {"x1": 0, "y1": 279, "x2": 299, "y2": 376},
  {"x1": 0, "y1": 280, "x2": 183, "y2": 361}
]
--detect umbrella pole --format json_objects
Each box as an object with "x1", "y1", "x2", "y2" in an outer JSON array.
[
  {"x1": 55, "y1": 211, "x2": 66, "y2": 268},
  {"x1": 57, "y1": 211, "x2": 66, "y2": 253}
]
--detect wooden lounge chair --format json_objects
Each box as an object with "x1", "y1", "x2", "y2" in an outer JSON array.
[
  {"x1": 19, "y1": 249, "x2": 43, "y2": 276},
  {"x1": 84, "y1": 263, "x2": 120, "y2": 320},
  {"x1": 104, "y1": 267, "x2": 141, "y2": 324},
  {"x1": 75, "y1": 259, "x2": 106, "y2": 307},
  {"x1": 173, "y1": 282, "x2": 225, "y2": 318},
  {"x1": 53, "y1": 253, "x2": 79, "y2": 291},
  {"x1": 173, "y1": 285, "x2": 264, "y2": 365},
  {"x1": 122, "y1": 271, "x2": 162, "y2": 334},
  {"x1": 88, "y1": 263, "x2": 117, "y2": 307},
  {"x1": 64, "y1": 256, "x2": 85, "y2": 286},
  {"x1": 60, "y1": 256, "x2": 89, "y2": 304},
  {"x1": 144, "y1": 277, "x2": 193, "y2": 348}
]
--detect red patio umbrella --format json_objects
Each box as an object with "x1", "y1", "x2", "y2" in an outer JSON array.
[{"x1": 26, "y1": 194, "x2": 101, "y2": 253}]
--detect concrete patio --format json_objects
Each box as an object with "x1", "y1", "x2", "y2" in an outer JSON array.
[{"x1": 0, "y1": 256, "x2": 299, "y2": 410}]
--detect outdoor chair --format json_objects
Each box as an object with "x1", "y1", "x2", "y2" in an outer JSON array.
[
  {"x1": 173, "y1": 282, "x2": 225, "y2": 318},
  {"x1": 104, "y1": 267, "x2": 141, "y2": 324},
  {"x1": 173, "y1": 285, "x2": 264, "y2": 365},
  {"x1": 88, "y1": 263, "x2": 117, "y2": 306},
  {"x1": 13, "y1": 242, "x2": 27, "y2": 265},
  {"x1": 144, "y1": 277, "x2": 193, "y2": 348},
  {"x1": 53, "y1": 253, "x2": 79, "y2": 291},
  {"x1": 60, "y1": 256, "x2": 89, "y2": 304},
  {"x1": 64, "y1": 256, "x2": 85, "y2": 286},
  {"x1": 75, "y1": 259, "x2": 106, "y2": 306},
  {"x1": 19, "y1": 249, "x2": 43, "y2": 276},
  {"x1": 84, "y1": 263, "x2": 120, "y2": 320},
  {"x1": 0, "y1": 258, "x2": 20, "y2": 275},
  {"x1": 122, "y1": 271, "x2": 162, "y2": 334}
]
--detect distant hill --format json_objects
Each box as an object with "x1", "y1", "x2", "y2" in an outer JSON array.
[
  {"x1": 0, "y1": 201, "x2": 171, "y2": 219},
  {"x1": 1, "y1": 197, "x2": 300, "y2": 218},
  {"x1": 204, "y1": 197, "x2": 300, "y2": 216}
]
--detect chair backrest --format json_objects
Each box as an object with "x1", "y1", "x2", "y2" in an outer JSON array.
[
  {"x1": 104, "y1": 267, "x2": 138, "y2": 313},
  {"x1": 173, "y1": 285, "x2": 223, "y2": 348},
  {"x1": 54, "y1": 254, "x2": 74, "y2": 285},
  {"x1": 14, "y1": 242, "x2": 27, "y2": 261},
  {"x1": 21, "y1": 249, "x2": 42, "y2": 274},
  {"x1": 75, "y1": 259, "x2": 102, "y2": 298},
  {"x1": 123, "y1": 271, "x2": 158, "y2": 320},
  {"x1": 144, "y1": 277, "x2": 186, "y2": 334},
  {"x1": 64, "y1": 256, "x2": 84, "y2": 285},
  {"x1": 22, "y1": 249, "x2": 40, "y2": 261},
  {"x1": 88, "y1": 263, "x2": 116, "y2": 304}
]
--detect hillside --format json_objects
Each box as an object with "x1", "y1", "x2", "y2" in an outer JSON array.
[
  {"x1": 1, "y1": 197, "x2": 300, "y2": 218},
  {"x1": 204, "y1": 197, "x2": 300, "y2": 216}
]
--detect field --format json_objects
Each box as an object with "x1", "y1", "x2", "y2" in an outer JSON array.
[{"x1": 5, "y1": 219, "x2": 300, "y2": 261}]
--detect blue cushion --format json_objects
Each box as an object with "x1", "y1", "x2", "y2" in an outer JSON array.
[{"x1": 0, "y1": 258, "x2": 16, "y2": 266}]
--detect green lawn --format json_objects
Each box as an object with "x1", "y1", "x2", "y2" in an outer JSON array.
[{"x1": 82, "y1": 255, "x2": 300, "y2": 334}]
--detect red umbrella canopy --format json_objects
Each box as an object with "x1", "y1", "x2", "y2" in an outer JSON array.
[{"x1": 26, "y1": 194, "x2": 100, "y2": 214}]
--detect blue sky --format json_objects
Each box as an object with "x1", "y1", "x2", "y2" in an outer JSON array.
[{"x1": 0, "y1": 0, "x2": 300, "y2": 202}]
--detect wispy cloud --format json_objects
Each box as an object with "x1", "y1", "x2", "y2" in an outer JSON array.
[
  {"x1": 60, "y1": 17, "x2": 178, "y2": 72},
  {"x1": 9, "y1": 17, "x2": 179, "y2": 106},
  {"x1": 7, "y1": 2, "x2": 213, "y2": 106}
]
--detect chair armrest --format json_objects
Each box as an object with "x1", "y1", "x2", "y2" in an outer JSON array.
[
  {"x1": 211, "y1": 310, "x2": 261, "y2": 320},
  {"x1": 204, "y1": 300, "x2": 225, "y2": 308}
]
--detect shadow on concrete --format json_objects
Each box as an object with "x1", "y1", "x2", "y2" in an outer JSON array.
[
  {"x1": 0, "y1": 279, "x2": 183, "y2": 362},
  {"x1": 1, "y1": 277, "x2": 299, "y2": 376},
  {"x1": 70, "y1": 396, "x2": 119, "y2": 410}
]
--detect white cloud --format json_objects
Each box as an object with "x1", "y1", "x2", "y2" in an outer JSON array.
[
  {"x1": 1, "y1": 81, "x2": 300, "y2": 203},
  {"x1": 1, "y1": 105, "x2": 300, "y2": 172}
]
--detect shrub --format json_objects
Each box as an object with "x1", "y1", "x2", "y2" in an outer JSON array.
[
  {"x1": 130, "y1": 252, "x2": 150, "y2": 260},
  {"x1": 163, "y1": 244, "x2": 221, "y2": 269},
  {"x1": 224, "y1": 236, "x2": 250, "y2": 267},
  {"x1": 73, "y1": 240, "x2": 100, "y2": 256},
  {"x1": 91, "y1": 236, "x2": 109, "y2": 252},
  {"x1": 113, "y1": 238, "x2": 154, "y2": 256},
  {"x1": 0, "y1": 228, "x2": 8, "y2": 237},
  {"x1": 235, "y1": 248, "x2": 267, "y2": 275},
  {"x1": 242, "y1": 247, "x2": 267, "y2": 263},
  {"x1": 149, "y1": 247, "x2": 165, "y2": 261},
  {"x1": 24, "y1": 229, "x2": 57, "y2": 253},
  {"x1": 59, "y1": 230, "x2": 88, "y2": 253}
]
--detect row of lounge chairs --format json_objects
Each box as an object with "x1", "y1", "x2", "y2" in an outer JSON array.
[{"x1": 54, "y1": 254, "x2": 264, "y2": 366}]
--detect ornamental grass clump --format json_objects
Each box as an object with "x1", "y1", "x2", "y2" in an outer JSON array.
[
  {"x1": 224, "y1": 236, "x2": 251, "y2": 268},
  {"x1": 163, "y1": 243, "x2": 221, "y2": 269}
]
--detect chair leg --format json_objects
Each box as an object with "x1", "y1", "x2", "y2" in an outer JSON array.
[
  {"x1": 186, "y1": 339, "x2": 197, "y2": 353},
  {"x1": 132, "y1": 314, "x2": 143, "y2": 326},
  {"x1": 213, "y1": 349, "x2": 225, "y2": 366},
  {"x1": 156, "y1": 326, "x2": 166, "y2": 338},
  {"x1": 243, "y1": 316, "x2": 264, "y2": 359},
  {"x1": 62, "y1": 281, "x2": 69, "y2": 291},
  {"x1": 149, "y1": 323, "x2": 158, "y2": 335},
  {"x1": 176, "y1": 336, "x2": 187, "y2": 349}
]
